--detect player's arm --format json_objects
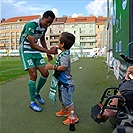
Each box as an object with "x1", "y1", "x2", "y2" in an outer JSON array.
[
  {"x1": 27, "y1": 35, "x2": 57, "y2": 54},
  {"x1": 40, "y1": 34, "x2": 47, "y2": 49},
  {"x1": 28, "y1": 35, "x2": 57, "y2": 54},
  {"x1": 40, "y1": 34, "x2": 56, "y2": 61},
  {"x1": 26, "y1": 23, "x2": 57, "y2": 54}
]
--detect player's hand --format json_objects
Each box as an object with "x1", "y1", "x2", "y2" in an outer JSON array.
[{"x1": 50, "y1": 47, "x2": 58, "y2": 55}]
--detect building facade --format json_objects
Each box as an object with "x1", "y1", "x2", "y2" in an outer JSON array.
[{"x1": 0, "y1": 15, "x2": 107, "y2": 57}]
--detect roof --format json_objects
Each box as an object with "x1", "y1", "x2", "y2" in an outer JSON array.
[
  {"x1": 1, "y1": 15, "x2": 40, "y2": 23},
  {"x1": 96, "y1": 16, "x2": 107, "y2": 22},
  {"x1": 53, "y1": 17, "x2": 67, "y2": 24},
  {"x1": 66, "y1": 16, "x2": 96, "y2": 23}
]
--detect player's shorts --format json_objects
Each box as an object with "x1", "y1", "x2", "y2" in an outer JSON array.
[{"x1": 19, "y1": 52, "x2": 46, "y2": 71}]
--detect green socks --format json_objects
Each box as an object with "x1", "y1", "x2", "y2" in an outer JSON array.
[
  {"x1": 36, "y1": 76, "x2": 47, "y2": 93},
  {"x1": 28, "y1": 79, "x2": 36, "y2": 102}
]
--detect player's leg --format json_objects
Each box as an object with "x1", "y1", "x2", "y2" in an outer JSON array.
[
  {"x1": 35, "y1": 55, "x2": 48, "y2": 104},
  {"x1": 27, "y1": 67, "x2": 42, "y2": 112},
  {"x1": 20, "y1": 52, "x2": 42, "y2": 111}
]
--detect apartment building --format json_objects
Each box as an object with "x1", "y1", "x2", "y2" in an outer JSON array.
[
  {"x1": 96, "y1": 16, "x2": 107, "y2": 49},
  {"x1": 64, "y1": 16, "x2": 97, "y2": 56},
  {"x1": 45, "y1": 16, "x2": 67, "y2": 48}
]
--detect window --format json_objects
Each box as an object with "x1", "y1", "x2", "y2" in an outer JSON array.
[
  {"x1": 98, "y1": 44, "x2": 101, "y2": 48},
  {"x1": 0, "y1": 33, "x2": 4, "y2": 37},
  {"x1": 59, "y1": 25, "x2": 63, "y2": 28},
  {"x1": 11, "y1": 32, "x2": 14, "y2": 36},
  {"x1": 81, "y1": 30, "x2": 85, "y2": 33},
  {"x1": 98, "y1": 31, "x2": 101, "y2": 35},
  {"x1": 16, "y1": 24, "x2": 21, "y2": 29},
  {"x1": 16, "y1": 38, "x2": 19, "y2": 43},
  {"x1": 82, "y1": 24, "x2": 85, "y2": 28},
  {"x1": 0, "y1": 39, "x2": 5, "y2": 43},
  {"x1": 89, "y1": 30, "x2": 93, "y2": 34},
  {"x1": 50, "y1": 42, "x2": 57, "y2": 46},
  {"x1": 0, "y1": 26, "x2": 5, "y2": 30},
  {"x1": 89, "y1": 24, "x2": 93, "y2": 28},
  {"x1": 11, "y1": 38, "x2": 15, "y2": 43},
  {"x1": 5, "y1": 33, "x2": 10, "y2": 36},
  {"x1": 98, "y1": 38, "x2": 101, "y2": 42},
  {"x1": 51, "y1": 25, "x2": 56, "y2": 28},
  {"x1": 90, "y1": 43, "x2": 93, "y2": 46},
  {"x1": 5, "y1": 39, "x2": 10, "y2": 43},
  {"x1": 5, "y1": 25, "x2": 10, "y2": 30},
  {"x1": 16, "y1": 32, "x2": 19, "y2": 36},
  {"x1": 11, "y1": 25, "x2": 15, "y2": 29}
]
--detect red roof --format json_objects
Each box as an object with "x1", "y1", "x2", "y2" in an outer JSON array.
[
  {"x1": 66, "y1": 16, "x2": 96, "y2": 23},
  {"x1": 2, "y1": 15, "x2": 40, "y2": 23}
]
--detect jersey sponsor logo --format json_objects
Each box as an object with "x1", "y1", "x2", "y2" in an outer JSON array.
[
  {"x1": 40, "y1": 58, "x2": 45, "y2": 64},
  {"x1": 28, "y1": 27, "x2": 34, "y2": 33}
]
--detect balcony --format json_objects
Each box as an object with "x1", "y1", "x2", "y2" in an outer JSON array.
[
  {"x1": 80, "y1": 39, "x2": 96, "y2": 43},
  {"x1": 79, "y1": 33, "x2": 96, "y2": 37}
]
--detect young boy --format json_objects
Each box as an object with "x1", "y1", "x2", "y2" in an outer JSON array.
[{"x1": 45, "y1": 32, "x2": 79, "y2": 125}]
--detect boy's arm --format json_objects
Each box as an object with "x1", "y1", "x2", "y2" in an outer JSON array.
[{"x1": 45, "y1": 63, "x2": 67, "y2": 71}]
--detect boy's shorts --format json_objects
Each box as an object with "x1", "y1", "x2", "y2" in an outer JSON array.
[
  {"x1": 58, "y1": 84, "x2": 75, "y2": 108},
  {"x1": 20, "y1": 52, "x2": 46, "y2": 70}
]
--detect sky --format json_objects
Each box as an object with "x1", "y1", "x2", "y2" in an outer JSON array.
[{"x1": 1, "y1": 0, "x2": 113, "y2": 20}]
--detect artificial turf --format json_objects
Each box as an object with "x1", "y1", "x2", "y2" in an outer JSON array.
[{"x1": 0, "y1": 57, "x2": 120, "y2": 133}]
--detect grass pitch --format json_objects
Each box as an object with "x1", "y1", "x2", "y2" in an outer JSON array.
[
  {"x1": 0, "y1": 57, "x2": 55, "y2": 84},
  {"x1": 0, "y1": 57, "x2": 120, "y2": 133}
]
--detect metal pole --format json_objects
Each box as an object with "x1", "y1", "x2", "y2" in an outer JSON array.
[{"x1": 107, "y1": 0, "x2": 110, "y2": 75}]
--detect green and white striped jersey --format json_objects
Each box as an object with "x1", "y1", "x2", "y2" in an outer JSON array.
[{"x1": 19, "y1": 19, "x2": 47, "y2": 53}]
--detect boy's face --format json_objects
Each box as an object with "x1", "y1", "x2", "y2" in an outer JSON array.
[{"x1": 57, "y1": 35, "x2": 64, "y2": 50}]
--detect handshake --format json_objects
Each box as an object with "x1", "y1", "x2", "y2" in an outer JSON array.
[
  {"x1": 47, "y1": 47, "x2": 58, "y2": 62},
  {"x1": 49, "y1": 46, "x2": 58, "y2": 55}
]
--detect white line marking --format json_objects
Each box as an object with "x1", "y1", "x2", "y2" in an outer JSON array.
[{"x1": 0, "y1": 67, "x2": 22, "y2": 73}]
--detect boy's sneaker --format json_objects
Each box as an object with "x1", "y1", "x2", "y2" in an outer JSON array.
[
  {"x1": 63, "y1": 115, "x2": 79, "y2": 125},
  {"x1": 29, "y1": 102, "x2": 42, "y2": 112},
  {"x1": 35, "y1": 94, "x2": 45, "y2": 104},
  {"x1": 56, "y1": 110, "x2": 69, "y2": 117}
]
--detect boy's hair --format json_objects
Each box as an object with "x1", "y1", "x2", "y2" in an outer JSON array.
[
  {"x1": 43, "y1": 10, "x2": 55, "y2": 19},
  {"x1": 60, "y1": 32, "x2": 75, "y2": 50}
]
